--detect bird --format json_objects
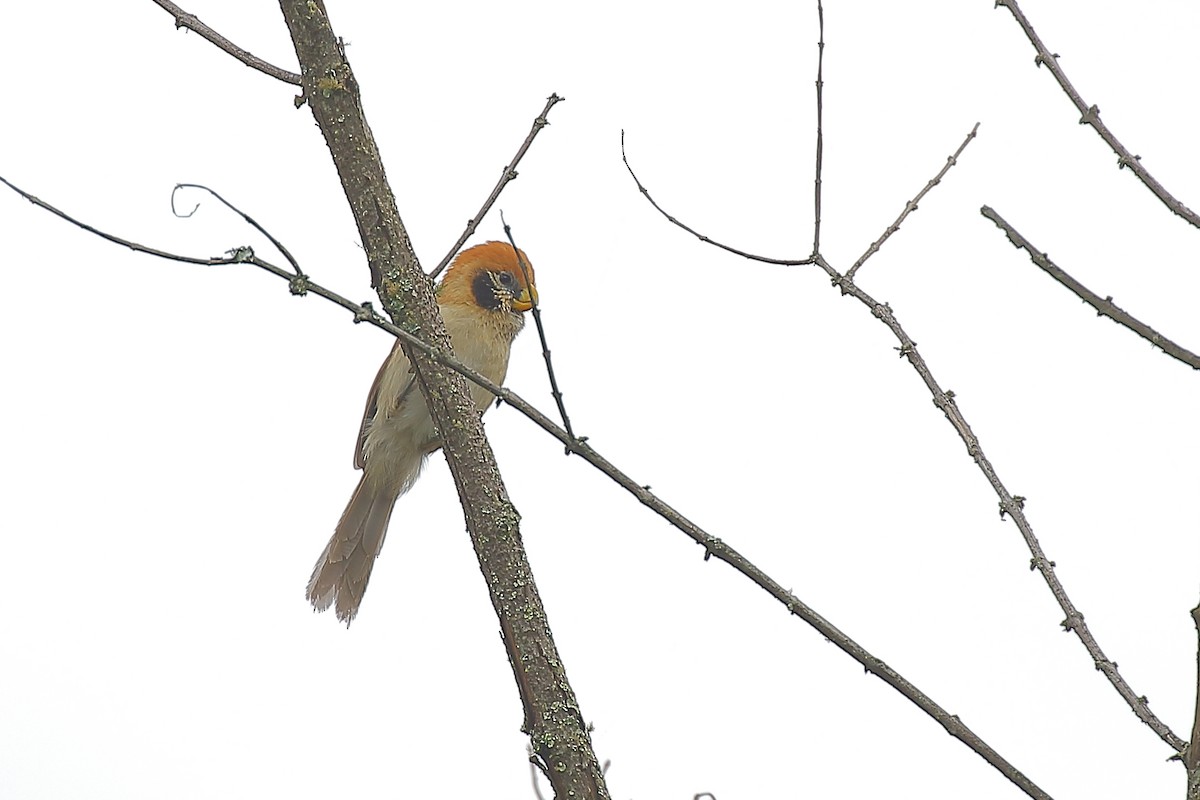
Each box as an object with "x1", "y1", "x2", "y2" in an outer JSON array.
[{"x1": 306, "y1": 241, "x2": 537, "y2": 625}]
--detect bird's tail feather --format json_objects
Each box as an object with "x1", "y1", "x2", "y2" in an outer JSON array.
[{"x1": 306, "y1": 474, "x2": 398, "y2": 625}]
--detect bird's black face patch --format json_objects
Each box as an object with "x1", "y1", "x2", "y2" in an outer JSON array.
[{"x1": 471, "y1": 269, "x2": 515, "y2": 311}]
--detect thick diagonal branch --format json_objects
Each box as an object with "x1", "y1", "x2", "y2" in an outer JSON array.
[
  {"x1": 1188, "y1": 603, "x2": 1200, "y2": 800},
  {"x1": 276, "y1": 3, "x2": 607, "y2": 798}
]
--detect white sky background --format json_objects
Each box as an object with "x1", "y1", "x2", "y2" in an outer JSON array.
[{"x1": 2, "y1": 1, "x2": 1198, "y2": 798}]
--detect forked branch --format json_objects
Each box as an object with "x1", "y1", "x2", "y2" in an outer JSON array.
[
  {"x1": 622, "y1": 130, "x2": 1053, "y2": 800},
  {"x1": 626, "y1": 96, "x2": 1189, "y2": 787}
]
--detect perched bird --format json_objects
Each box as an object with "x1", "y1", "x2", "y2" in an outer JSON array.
[{"x1": 307, "y1": 241, "x2": 537, "y2": 624}]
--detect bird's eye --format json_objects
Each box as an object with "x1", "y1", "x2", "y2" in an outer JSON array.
[{"x1": 497, "y1": 271, "x2": 516, "y2": 288}]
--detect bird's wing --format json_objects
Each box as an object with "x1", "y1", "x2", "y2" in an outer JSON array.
[{"x1": 353, "y1": 340, "x2": 420, "y2": 470}]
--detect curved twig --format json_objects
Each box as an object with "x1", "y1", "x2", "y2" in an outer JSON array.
[
  {"x1": 173, "y1": 184, "x2": 303, "y2": 277},
  {"x1": 994, "y1": 0, "x2": 1200, "y2": 230},
  {"x1": 1, "y1": 175, "x2": 251, "y2": 267},
  {"x1": 620, "y1": 131, "x2": 815, "y2": 267}
]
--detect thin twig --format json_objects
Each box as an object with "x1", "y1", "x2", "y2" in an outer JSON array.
[
  {"x1": 149, "y1": 0, "x2": 302, "y2": 86},
  {"x1": 500, "y1": 214, "x2": 578, "y2": 447},
  {"x1": 1, "y1": 171, "x2": 1049, "y2": 799},
  {"x1": 843, "y1": 123, "x2": 980, "y2": 282},
  {"x1": 620, "y1": 131, "x2": 815, "y2": 267},
  {"x1": 429, "y1": 94, "x2": 565, "y2": 280},
  {"x1": 981, "y1": 206, "x2": 1200, "y2": 371},
  {"x1": 173, "y1": 184, "x2": 303, "y2": 277},
  {"x1": 811, "y1": 0, "x2": 825, "y2": 257},
  {"x1": 994, "y1": 0, "x2": 1200, "y2": 230},
  {"x1": 0, "y1": 175, "x2": 257, "y2": 268}
]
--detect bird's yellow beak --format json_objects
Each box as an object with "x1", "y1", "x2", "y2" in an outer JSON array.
[{"x1": 512, "y1": 285, "x2": 538, "y2": 312}]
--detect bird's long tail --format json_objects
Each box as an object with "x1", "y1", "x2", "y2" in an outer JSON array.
[{"x1": 306, "y1": 474, "x2": 399, "y2": 625}]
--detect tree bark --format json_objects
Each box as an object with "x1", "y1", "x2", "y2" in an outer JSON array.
[
  {"x1": 1186, "y1": 603, "x2": 1200, "y2": 800},
  {"x1": 277, "y1": 3, "x2": 608, "y2": 797}
]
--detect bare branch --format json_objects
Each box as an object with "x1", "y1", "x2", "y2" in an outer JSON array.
[
  {"x1": 812, "y1": 0, "x2": 825, "y2": 256},
  {"x1": 826, "y1": 256, "x2": 1188, "y2": 757},
  {"x1": 500, "y1": 216, "x2": 578, "y2": 447},
  {"x1": 981, "y1": 206, "x2": 1200, "y2": 370},
  {"x1": 1188, "y1": 602, "x2": 1200, "y2": 800},
  {"x1": 621, "y1": 131, "x2": 815, "y2": 267},
  {"x1": 429, "y1": 93, "x2": 564, "y2": 280},
  {"x1": 826, "y1": 138, "x2": 1188, "y2": 755},
  {"x1": 994, "y1": 0, "x2": 1200, "y2": 230},
  {"x1": 149, "y1": 0, "x2": 301, "y2": 86},
  {"x1": 843, "y1": 123, "x2": 979, "y2": 282}
]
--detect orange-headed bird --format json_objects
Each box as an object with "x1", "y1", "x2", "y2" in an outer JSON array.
[{"x1": 307, "y1": 241, "x2": 537, "y2": 624}]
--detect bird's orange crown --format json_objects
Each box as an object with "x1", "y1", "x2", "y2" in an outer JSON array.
[{"x1": 438, "y1": 241, "x2": 537, "y2": 313}]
